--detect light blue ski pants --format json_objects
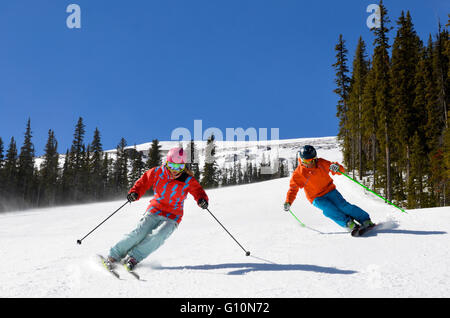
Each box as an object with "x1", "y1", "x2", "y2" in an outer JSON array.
[
  {"x1": 109, "y1": 213, "x2": 178, "y2": 263},
  {"x1": 312, "y1": 189, "x2": 370, "y2": 228}
]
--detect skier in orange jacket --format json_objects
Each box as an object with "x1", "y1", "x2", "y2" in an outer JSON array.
[{"x1": 284, "y1": 145, "x2": 374, "y2": 234}]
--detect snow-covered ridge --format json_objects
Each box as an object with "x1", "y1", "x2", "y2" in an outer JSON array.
[
  {"x1": 35, "y1": 136, "x2": 340, "y2": 172},
  {"x1": 108, "y1": 136, "x2": 341, "y2": 172}
]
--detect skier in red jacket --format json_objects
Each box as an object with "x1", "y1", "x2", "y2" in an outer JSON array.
[{"x1": 105, "y1": 147, "x2": 209, "y2": 271}]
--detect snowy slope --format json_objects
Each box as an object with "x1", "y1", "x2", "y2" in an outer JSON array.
[{"x1": 1, "y1": 138, "x2": 449, "y2": 298}]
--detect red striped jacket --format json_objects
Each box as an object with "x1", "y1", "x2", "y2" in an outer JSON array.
[{"x1": 129, "y1": 166, "x2": 208, "y2": 224}]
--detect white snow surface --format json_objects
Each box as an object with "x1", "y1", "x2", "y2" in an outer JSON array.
[{"x1": 2, "y1": 137, "x2": 450, "y2": 298}]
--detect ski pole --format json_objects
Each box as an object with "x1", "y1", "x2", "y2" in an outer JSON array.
[
  {"x1": 339, "y1": 171, "x2": 406, "y2": 213},
  {"x1": 205, "y1": 207, "x2": 251, "y2": 256},
  {"x1": 288, "y1": 209, "x2": 306, "y2": 227},
  {"x1": 76, "y1": 200, "x2": 129, "y2": 245},
  {"x1": 288, "y1": 209, "x2": 326, "y2": 234}
]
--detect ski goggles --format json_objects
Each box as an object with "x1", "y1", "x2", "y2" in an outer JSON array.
[
  {"x1": 301, "y1": 157, "x2": 317, "y2": 165},
  {"x1": 166, "y1": 161, "x2": 186, "y2": 172}
]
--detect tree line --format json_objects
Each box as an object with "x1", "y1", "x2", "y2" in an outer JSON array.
[
  {"x1": 0, "y1": 118, "x2": 287, "y2": 212},
  {"x1": 333, "y1": 1, "x2": 449, "y2": 209},
  {"x1": 198, "y1": 134, "x2": 289, "y2": 190}
]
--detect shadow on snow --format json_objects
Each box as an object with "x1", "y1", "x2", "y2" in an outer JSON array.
[
  {"x1": 150, "y1": 260, "x2": 358, "y2": 276},
  {"x1": 363, "y1": 229, "x2": 447, "y2": 237}
]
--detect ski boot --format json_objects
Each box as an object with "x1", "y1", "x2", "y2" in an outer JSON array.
[
  {"x1": 122, "y1": 256, "x2": 141, "y2": 279},
  {"x1": 352, "y1": 219, "x2": 376, "y2": 237},
  {"x1": 123, "y1": 256, "x2": 138, "y2": 272},
  {"x1": 362, "y1": 219, "x2": 375, "y2": 229},
  {"x1": 97, "y1": 255, "x2": 120, "y2": 278},
  {"x1": 357, "y1": 219, "x2": 376, "y2": 235},
  {"x1": 347, "y1": 219, "x2": 360, "y2": 236},
  {"x1": 103, "y1": 256, "x2": 118, "y2": 270}
]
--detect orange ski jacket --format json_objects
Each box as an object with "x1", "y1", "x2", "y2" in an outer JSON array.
[{"x1": 286, "y1": 158, "x2": 344, "y2": 204}]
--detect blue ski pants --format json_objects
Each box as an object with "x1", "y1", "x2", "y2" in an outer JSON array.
[
  {"x1": 312, "y1": 189, "x2": 370, "y2": 228},
  {"x1": 109, "y1": 213, "x2": 178, "y2": 263}
]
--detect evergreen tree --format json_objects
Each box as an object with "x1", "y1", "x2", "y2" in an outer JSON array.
[
  {"x1": 17, "y1": 119, "x2": 36, "y2": 206},
  {"x1": 188, "y1": 139, "x2": 200, "y2": 180},
  {"x1": 371, "y1": 0, "x2": 393, "y2": 201},
  {"x1": 429, "y1": 24, "x2": 449, "y2": 206},
  {"x1": 0, "y1": 137, "x2": 19, "y2": 211},
  {"x1": 333, "y1": 34, "x2": 352, "y2": 168},
  {"x1": 410, "y1": 40, "x2": 437, "y2": 207},
  {"x1": 390, "y1": 11, "x2": 422, "y2": 201},
  {"x1": 83, "y1": 145, "x2": 92, "y2": 201},
  {"x1": 242, "y1": 164, "x2": 249, "y2": 184},
  {"x1": 130, "y1": 145, "x2": 145, "y2": 186},
  {"x1": 236, "y1": 161, "x2": 243, "y2": 184},
  {"x1": 147, "y1": 139, "x2": 162, "y2": 169},
  {"x1": 112, "y1": 138, "x2": 129, "y2": 196},
  {"x1": 246, "y1": 161, "x2": 254, "y2": 183},
  {"x1": 422, "y1": 35, "x2": 446, "y2": 206},
  {"x1": 101, "y1": 152, "x2": 113, "y2": 199},
  {"x1": 4, "y1": 137, "x2": 19, "y2": 187},
  {"x1": 38, "y1": 130, "x2": 59, "y2": 206},
  {"x1": 71, "y1": 117, "x2": 86, "y2": 169},
  {"x1": 220, "y1": 167, "x2": 229, "y2": 186},
  {"x1": 408, "y1": 45, "x2": 432, "y2": 207},
  {"x1": 348, "y1": 36, "x2": 369, "y2": 178},
  {"x1": 201, "y1": 135, "x2": 219, "y2": 188},
  {"x1": 89, "y1": 128, "x2": 105, "y2": 200},
  {"x1": 361, "y1": 63, "x2": 379, "y2": 188},
  {"x1": 0, "y1": 137, "x2": 4, "y2": 168},
  {"x1": 278, "y1": 159, "x2": 287, "y2": 178},
  {"x1": 433, "y1": 23, "x2": 448, "y2": 130},
  {"x1": 69, "y1": 117, "x2": 87, "y2": 202},
  {"x1": 0, "y1": 137, "x2": 4, "y2": 206},
  {"x1": 444, "y1": 17, "x2": 450, "y2": 204},
  {"x1": 407, "y1": 132, "x2": 427, "y2": 208},
  {"x1": 60, "y1": 149, "x2": 72, "y2": 203},
  {"x1": 259, "y1": 153, "x2": 270, "y2": 181},
  {"x1": 253, "y1": 164, "x2": 259, "y2": 182},
  {"x1": 444, "y1": 113, "x2": 450, "y2": 205},
  {"x1": 293, "y1": 152, "x2": 299, "y2": 171}
]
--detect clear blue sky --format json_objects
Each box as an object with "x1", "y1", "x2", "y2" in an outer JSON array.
[{"x1": 0, "y1": 0, "x2": 448, "y2": 155}]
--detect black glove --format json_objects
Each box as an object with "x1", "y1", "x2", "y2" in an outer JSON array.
[
  {"x1": 198, "y1": 198, "x2": 208, "y2": 209},
  {"x1": 283, "y1": 202, "x2": 291, "y2": 212},
  {"x1": 127, "y1": 192, "x2": 138, "y2": 202}
]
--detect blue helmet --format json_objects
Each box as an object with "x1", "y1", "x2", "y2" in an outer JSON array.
[{"x1": 299, "y1": 145, "x2": 317, "y2": 160}]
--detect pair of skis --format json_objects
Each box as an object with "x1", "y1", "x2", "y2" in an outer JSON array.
[{"x1": 98, "y1": 255, "x2": 141, "y2": 280}]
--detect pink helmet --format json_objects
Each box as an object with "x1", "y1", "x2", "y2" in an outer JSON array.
[{"x1": 167, "y1": 147, "x2": 187, "y2": 164}]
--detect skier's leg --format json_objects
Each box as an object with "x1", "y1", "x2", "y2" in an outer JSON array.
[
  {"x1": 312, "y1": 193, "x2": 351, "y2": 228},
  {"x1": 327, "y1": 189, "x2": 370, "y2": 224},
  {"x1": 127, "y1": 215, "x2": 178, "y2": 263},
  {"x1": 109, "y1": 213, "x2": 162, "y2": 261}
]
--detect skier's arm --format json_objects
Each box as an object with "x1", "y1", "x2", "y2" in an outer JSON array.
[
  {"x1": 286, "y1": 172, "x2": 303, "y2": 205},
  {"x1": 128, "y1": 167, "x2": 156, "y2": 200},
  {"x1": 187, "y1": 178, "x2": 209, "y2": 206}
]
